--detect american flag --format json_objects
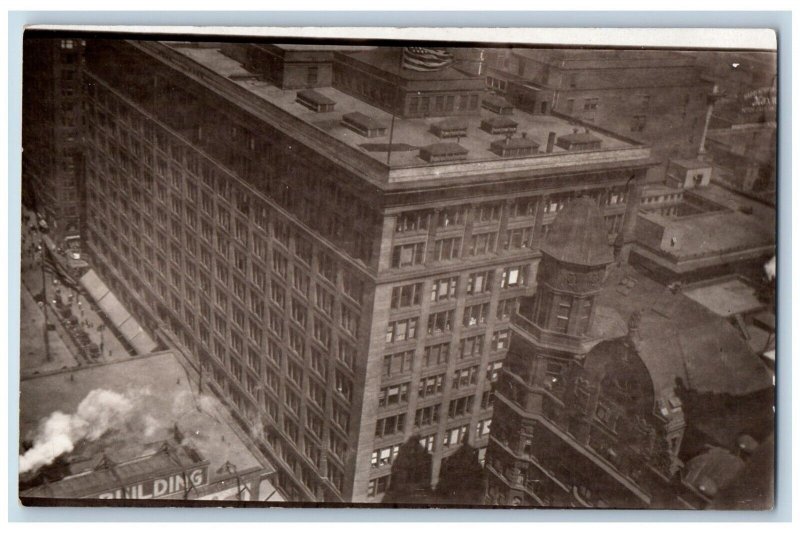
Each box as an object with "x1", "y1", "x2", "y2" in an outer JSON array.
[{"x1": 402, "y1": 47, "x2": 454, "y2": 72}]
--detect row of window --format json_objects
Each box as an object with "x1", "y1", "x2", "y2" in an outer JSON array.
[{"x1": 391, "y1": 230, "x2": 536, "y2": 268}]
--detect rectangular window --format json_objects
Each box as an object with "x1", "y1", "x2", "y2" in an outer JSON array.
[
  {"x1": 491, "y1": 329, "x2": 510, "y2": 351},
  {"x1": 375, "y1": 413, "x2": 406, "y2": 438},
  {"x1": 371, "y1": 445, "x2": 401, "y2": 469},
  {"x1": 430, "y1": 277, "x2": 458, "y2": 302},
  {"x1": 452, "y1": 366, "x2": 479, "y2": 389},
  {"x1": 272, "y1": 250, "x2": 288, "y2": 279},
  {"x1": 475, "y1": 202, "x2": 502, "y2": 222},
  {"x1": 555, "y1": 296, "x2": 572, "y2": 334},
  {"x1": 427, "y1": 310, "x2": 454, "y2": 335},
  {"x1": 414, "y1": 404, "x2": 441, "y2": 428},
  {"x1": 383, "y1": 350, "x2": 414, "y2": 377},
  {"x1": 391, "y1": 282, "x2": 423, "y2": 309},
  {"x1": 367, "y1": 475, "x2": 391, "y2": 497},
  {"x1": 418, "y1": 374, "x2": 445, "y2": 399},
  {"x1": 392, "y1": 242, "x2": 426, "y2": 268},
  {"x1": 448, "y1": 396, "x2": 475, "y2": 419},
  {"x1": 466, "y1": 270, "x2": 493, "y2": 295},
  {"x1": 463, "y1": 303, "x2": 489, "y2": 328},
  {"x1": 291, "y1": 298, "x2": 308, "y2": 328},
  {"x1": 468, "y1": 232, "x2": 496, "y2": 256},
  {"x1": 335, "y1": 370, "x2": 353, "y2": 403},
  {"x1": 314, "y1": 285, "x2": 334, "y2": 316},
  {"x1": 395, "y1": 210, "x2": 429, "y2": 233},
  {"x1": 293, "y1": 266, "x2": 310, "y2": 297},
  {"x1": 419, "y1": 434, "x2": 436, "y2": 452},
  {"x1": 340, "y1": 304, "x2": 359, "y2": 336},
  {"x1": 505, "y1": 227, "x2": 534, "y2": 250},
  {"x1": 501, "y1": 265, "x2": 528, "y2": 288},
  {"x1": 486, "y1": 361, "x2": 503, "y2": 382},
  {"x1": 433, "y1": 237, "x2": 461, "y2": 262},
  {"x1": 496, "y1": 298, "x2": 517, "y2": 321},
  {"x1": 342, "y1": 270, "x2": 363, "y2": 304},
  {"x1": 378, "y1": 383, "x2": 409, "y2": 408},
  {"x1": 423, "y1": 342, "x2": 450, "y2": 367},
  {"x1": 443, "y1": 424, "x2": 470, "y2": 447},
  {"x1": 438, "y1": 206, "x2": 466, "y2": 228},
  {"x1": 386, "y1": 317, "x2": 418, "y2": 343},
  {"x1": 459, "y1": 334, "x2": 485, "y2": 360}
]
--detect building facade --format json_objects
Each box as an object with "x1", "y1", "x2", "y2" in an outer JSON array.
[
  {"x1": 79, "y1": 40, "x2": 653, "y2": 502},
  {"x1": 22, "y1": 37, "x2": 86, "y2": 245}
]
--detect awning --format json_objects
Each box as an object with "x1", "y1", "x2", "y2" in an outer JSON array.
[
  {"x1": 96, "y1": 291, "x2": 130, "y2": 329},
  {"x1": 78, "y1": 270, "x2": 157, "y2": 355}
]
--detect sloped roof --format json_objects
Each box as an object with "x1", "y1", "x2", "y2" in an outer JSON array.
[
  {"x1": 597, "y1": 265, "x2": 773, "y2": 397},
  {"x1": 540, "y1": 196, "x2": 614, "y2": 267}
]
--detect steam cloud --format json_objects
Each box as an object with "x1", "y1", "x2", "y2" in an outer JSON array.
[
  {"x1": 20, "y1": 389, "x2": 139, "y2": 474},
  {"x1": 764, "y1": 255, "x2": 776, "y2": 281}
]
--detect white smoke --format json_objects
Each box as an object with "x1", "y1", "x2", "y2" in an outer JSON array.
[
  {"x1": 20, "y1": 389, "x2": 137, "y2": 474},
  {"x1": 764, "y1": 255, "x2": 776, "y2": 281}
]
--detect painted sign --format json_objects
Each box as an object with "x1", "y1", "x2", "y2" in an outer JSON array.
[
  {"x1": 92, "y1": 466, "x2": 209, "y2": 499},
  {"x1": 742, "y1": 86, "x2": 777, "y2": 114}
]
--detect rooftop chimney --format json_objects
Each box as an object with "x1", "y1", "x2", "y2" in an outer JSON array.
[{"x1": 546, "y1": 131, "x2": 556, "y2": 153}]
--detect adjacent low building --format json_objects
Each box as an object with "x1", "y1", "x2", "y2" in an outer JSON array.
[
  {"x1": 19, "y1": 350, "x2": 280, "y2": 503},
  {"x1": 485, "y1": 197, "x2": 773, "y2": 509}
]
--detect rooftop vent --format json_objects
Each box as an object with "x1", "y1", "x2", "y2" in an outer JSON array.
[
  {"x1": 480, "y1": 116, "x2": 518, "y2": 135},
  {"x1": 430, "y1": 118, "x2": 468, "y2": 139},
  {"x1": 419, "y1": 142, "x2": 469, "y2": 163},
  {"x1": 490, "y1": 134, "x2": 539, "y2": 157},
  {"x1": 341, "y1": 112, "x2": 387, "y2": 138},
  {"x1": 296, "y1": 89, "x2": 336, "y2": 113},
  {"x1": 482, "y1": 94, "x2": 514, "y2": 115},
  {"x1": 555, "y1": 128, "x2": 603, "y2": 151}
]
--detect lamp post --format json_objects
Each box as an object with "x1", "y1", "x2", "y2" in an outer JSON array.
[{"x1": 216, "y1": 460, "x2": 246, "y2": 501}]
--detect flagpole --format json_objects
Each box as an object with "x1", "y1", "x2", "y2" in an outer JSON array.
[{"x1": 387, "y1": 48, "x2": 404, "y2": 166}]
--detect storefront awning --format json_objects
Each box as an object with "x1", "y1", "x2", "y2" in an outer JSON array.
[{"x1": 78, "y1": 270, "x2": 157, "y2": 355}]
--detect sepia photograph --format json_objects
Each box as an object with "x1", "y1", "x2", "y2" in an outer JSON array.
[{"x1": 16, "y1": 27, "x2": 778, "y2": 510}]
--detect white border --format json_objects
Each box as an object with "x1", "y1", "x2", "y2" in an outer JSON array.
[{"x1": 25, "y1": 26, "x2": 777, "y2": 50}]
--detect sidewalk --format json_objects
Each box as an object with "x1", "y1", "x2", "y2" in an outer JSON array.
[
  {"x1": 19, "y1": 279, "x2": 78, "y2": 376},
  {"x1": 20, "y1": 208, "x2": 131, "y2": 367}
]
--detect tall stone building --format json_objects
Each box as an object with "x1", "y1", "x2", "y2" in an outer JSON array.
[
  {"x1": 75, "y1": 39, "x2": 654, "y2": 502},
  {"x1": 22, "y1": 37, "x2": 85, "y2": 245},
  {"x1": 485, "y1": 197, "x2": 774, "y2": 508}
]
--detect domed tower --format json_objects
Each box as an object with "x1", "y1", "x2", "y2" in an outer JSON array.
[
  {"x1": 485, "y1": 197, "x2": 631, "y2": 508},
  {"x1": 527, "y1": 196, "x2": 614, "y2": 339}
]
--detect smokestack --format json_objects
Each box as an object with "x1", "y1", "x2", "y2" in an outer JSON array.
[{"x1": 546, "y1": 132, "x2": 556, "y2": 153}]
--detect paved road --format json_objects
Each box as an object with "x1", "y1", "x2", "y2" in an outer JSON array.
[{"x1": 20, "y1": 209, "x2": 131, "y2": 374}]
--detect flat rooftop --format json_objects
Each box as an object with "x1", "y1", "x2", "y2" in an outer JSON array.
[
  {"x1": 639, "y1": 185, "x2": 775, "y2": 259},
  {"x1": 682, "y1": 278, "x2": 765, "y2": 317},
  {"x1": 20, "y1": 351, "x2": 268, "y2": 486},
  {"x1": 169, "y1": 44, "x2": 642, "y2": 174}
]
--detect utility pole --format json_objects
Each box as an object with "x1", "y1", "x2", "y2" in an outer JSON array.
[{"x1": 40, "y1": 251, "x2": 51, "y2": 362}]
